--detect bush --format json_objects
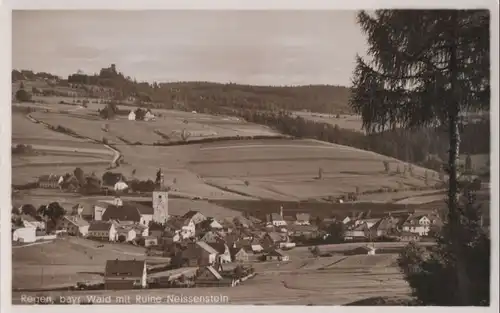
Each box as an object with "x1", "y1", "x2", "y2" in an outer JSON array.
[{"x1": 15, "y1": 89, "x2": 32, "y2": 102}]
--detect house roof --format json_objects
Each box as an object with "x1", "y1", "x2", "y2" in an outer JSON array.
[
  {"x1": 288, "y1": 224, "x2": 318, "y2": 233},
  {"x1": 183, "y1": 210, "x2": 203, "y2": 220},
  {"x1": 89, "y1": 221, "x2": 113, "y2": 232},
  {"x1": 38, "y1": 174, "x2": 62, "y2": 183},
  {"x1": 207, "y1": 242, "x2": 228, "y2": 254},
  {"x1": 105, "y1": 259, "x2": 145, "y2": 278},
  {"x1": 248, "y1": 216, "x2": 262, "y2": 224},
  {"x1": 233, "y1": 216, "x2": 252, "y2": 226},
  {"x1": 229, "y1": 247, "x2": 246, "y2": 257},
  {"x1": 399, "y1": 231, "x2": 421, "y2": 237},
  {"x1": 204, "y1": 266, "x2": 223, "y2": 280},
  {"x1": 269, "y1": 213, "x2": 284, "y2": 222},
  {"x1": 101, "y1": 201, "x2": 152, "y2": 222},
  {"x1": 196, "y1": 241, "x2": 219, "y2": 255},
  {"x1": 64, "y1": 216, "x2": 89, "y2": 227},
  {"x1": 295, "y1": 213, "x2": 310, "y2": 222},
  {"x1": 266, "y1": 232, "x2": 286, "y2": 242},
  {"x1": 20, "y1": 214, "x2": 38, "y2": 223}
]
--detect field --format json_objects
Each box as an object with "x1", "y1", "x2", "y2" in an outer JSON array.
[
  {"x1": 12, "y1": 236, "x2": 171, "y2": 290},
  {"x1": 12, "y1": 247, "x2": 414, "y2": 305},
  {"x1": 293, "y1": 111, "x2": 365, "y2": 133}
]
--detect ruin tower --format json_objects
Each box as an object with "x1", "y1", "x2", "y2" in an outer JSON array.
[{"x1": 152, "y1": 168, "x2": 169, "y2": 223}]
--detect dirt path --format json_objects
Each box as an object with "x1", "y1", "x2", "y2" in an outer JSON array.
[{"x1": 25, "y1": 113, "x2": 121, "y2": 168}]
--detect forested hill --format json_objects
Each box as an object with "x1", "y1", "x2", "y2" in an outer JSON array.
[{"x1": 12, "y1": 67, "x2": 352, "y2": 114}]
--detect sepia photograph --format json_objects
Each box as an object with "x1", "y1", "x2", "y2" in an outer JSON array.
[{"x1": 7, "y1": 6, "x2": 495, "y2": 308}]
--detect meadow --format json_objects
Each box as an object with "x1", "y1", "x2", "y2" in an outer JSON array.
[{"x1": 12, "y1": 245, "x2": 414, "y2": 304}]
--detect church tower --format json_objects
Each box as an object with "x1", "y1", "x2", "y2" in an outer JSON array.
[{"x1": 152, "y1": 168, "x2": 169, "y2": 223}]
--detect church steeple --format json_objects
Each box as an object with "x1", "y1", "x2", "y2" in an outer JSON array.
[{"x1": 155, "y1": 168, "x2": 165, "y2": 190}]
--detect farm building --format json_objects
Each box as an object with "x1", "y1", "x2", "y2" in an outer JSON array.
[
  {"x1": 56, "y1": 216, "x2": 90, "y2": 236},
  {"x1": 12, "y1": 226, "x2": 36, "y2": 243},
  {"x1": 230, "y1": 247, "x2": 249, "y2": 262},
  {"x1": 195, "y1": 266, "x2": 237, "y2": 287},
  {"x1": 104, "y1": 259, "x2": 147, "y2": 290},
  {"x1": 165, "y1": 216, "x2": 196, "y2": 239},
  {"x1": 233, "y1": 216, "x2": 252, "y2": 228},
  {"x1": 265, "y1": 249, "x2": 289, "y2": 262},
  {"x1": 37, "y1": 174, "x2": 63, "y2": 189},
  {"x1": 208, "y1": 242, "x2": 232, "y2": 263},
  {"x1": 144, "y1": 111, "x2": 155, "y2": 121},
  {"x1": 88, "y1": 221, "x2": 117, "y2": 241},
  {"x1": 181, "y1": 241, "x2": 219, "y2": 267},
  {"x1": 261, "y1": 232, "x2": 288, "y2": 250}
]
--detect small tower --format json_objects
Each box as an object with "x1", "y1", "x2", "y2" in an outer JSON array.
[
  {"x1": 279, "y1": 205, "x2": 283, "y2": 218},
  {"x1": 153, "y1": 168, "x2": 169, "y2": 223}
]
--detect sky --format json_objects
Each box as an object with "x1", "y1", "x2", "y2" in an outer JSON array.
[{"x1": 12, "y1": 10, "x2": 368, "y2": 87}]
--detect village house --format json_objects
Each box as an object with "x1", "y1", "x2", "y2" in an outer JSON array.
[
  {"x1": 195, "y1": 266, "x2": 237, "y2": 287},
  {"x1": 101, "y1": 173, "x2": 126, "y2": 190},
  {"x1": 165, "y1": 217, "x2": 196, "y2": 239},
  {"x1": 288, "y1": 224, "x2": 319, "y2": 239},
  {"x1": 401, "y1": 214, "x2": 431, "y2": 236},
  {"x1": 197, "y1": 218, "x2": 223, "y2": 232},
  {"x1": 128, "y1": 110, "x2": 136, "y2": 121},
  {"x1": 230, "y1": 247, "x2": 249, "y2": 262},
  {"x1": 180, "y1": 241, "x2": 219, "y2": 267},
  {"x1": 294, "y1": 213, "x2": 311, "y2": 225},
  {"x1": 56, "y1": 216, "x2": 90, "y2": 236},
  {"x1": 88, "y1": 221, "x2": 117, "y2": 241},
  {"x1": 233, "y1": 216, "x2": 252, "y2": 228},
  {"x1": 12, "y1": 226, "x2": 36, "y2": 243},
  {"x1": 265, "y1": 249, "x2": 290, "y2": 262},
  {"x1": 104, "y1": 259, "x2": 147, "y2": 290},
  {"x1": 19, "y1": 214, "x2": 46, "y2": 230},
  {"x1": 200, "y1": 230, "x2": 224, "y2": 244},
  {"x1": 132, "y1": 223, "x2": 149, "y2": 237},
  {"x1": 182, "y1": 211, "x2": 207, "y2": 225},
  {"x1": 114, "y1": 179, "x2": 129, "y2": 192},
  {"x1": 267, "y1": 211, "x2": 287, "y2": 227},
  {"x1": 116, "y1": 225, "x2": 137, "y2": 242},
  {"x1": 343, "y1": 222, "x2": 371, "y2": 241},
  {"x1": 208, "y1": 242, "x2": 232, "y2": 263},
  {"x1": 261, "y1": 232, "x2": 289, "y2": 250},
  {"x1": 71, "y1": 204, "x2": 84, "y2": 217},
  {"x1": 144, "y1": 110, "x2": 155, "y2": 121},
  {"x1": 37, "y1": 174, "x2": 63, "y2": 189},
  {"x1": 398, "y1": 231, "x2": 421, "y2": 242}
]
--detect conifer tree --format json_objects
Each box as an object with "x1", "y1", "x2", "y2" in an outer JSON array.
[{"x1": 350, "y1": 10, "x2": 490, "y2": 305}]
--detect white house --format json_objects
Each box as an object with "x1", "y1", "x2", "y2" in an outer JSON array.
[
  {"x1": 116, "y1": 226, "x2": 137, "y2": 242},
  {"x1": 402, "y1": 215, "x2": 431, "y2": 236},
  {"x1": 128, "y1": 110, "x2": 136, "y2": 121},
  {"x1": 20, "y1": 214, "x2": 46, "y2": 230},
  {"x1": 12, "y1": 226, "x2": 36, "y2": 243},
  {"x1": 114, "y1": 180, "x2": 128, "y2": 192},
  {"x1": 294, "y1": 213, "x2": 311, "y2": 225},
  {"x1": 88, "y1": 221, "x2": 117, "y2": 241},
  {"x1": 144, "y1": 111, "x2": 155, "y2": 121},
  {"x1": 268, "y1": 213, "x2": 287, "y2": 227}
]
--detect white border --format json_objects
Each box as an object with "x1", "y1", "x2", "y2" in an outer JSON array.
[{"x1": 1, "y1": 1, "x2": 498, "y2": 313}]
